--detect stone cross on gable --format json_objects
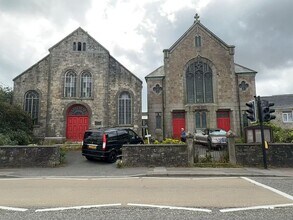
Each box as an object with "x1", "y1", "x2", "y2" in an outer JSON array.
[{"x1": 194, "y1": 13, "x2": 200, "y2": 23}]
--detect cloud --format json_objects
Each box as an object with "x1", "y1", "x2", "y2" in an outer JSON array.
[{"x1": 0, "y1": 0, "x2": 293, "y2": 108}]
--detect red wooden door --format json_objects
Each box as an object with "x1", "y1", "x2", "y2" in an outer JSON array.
[
  {"x1": 66, "y1": 105, "x2": 89, "y2": 141},
  {"x1": 172, "y1": 112, "x2": 185, "y2": 139},
  {"x1": 217, "y1": 111, "x2": 230, "y2": 131}
]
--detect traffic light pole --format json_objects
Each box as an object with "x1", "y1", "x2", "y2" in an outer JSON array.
[{"x1": 256, "y1": 96, "x2": 268, "y2": 169}]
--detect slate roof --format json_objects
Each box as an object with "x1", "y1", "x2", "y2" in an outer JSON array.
[
  {"x1": 145, "y1": 66, "x2": 165, "y2": 79},
  {"x1": 261, "y1": 94, "x2": 293, "y2": 108},
  {"x1": 235, "y1": 63, "x2": 257, "y2": 74}
]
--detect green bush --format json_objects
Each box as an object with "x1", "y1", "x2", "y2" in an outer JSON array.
[
  {"x1": 264, "y1": 123, "x2": 293, "y2": 143},
  {"x1": 0, "y1": 100, "x2": 34, "y2": 145},
  {"x1": 0, "y1": 134, "x2": 16, "y2": 145},
  {"x1": 8, "y1": 130, "x2": 33, "y2": 145}
]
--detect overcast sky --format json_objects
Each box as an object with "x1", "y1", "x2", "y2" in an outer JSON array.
[{"x1": 0, "y1": 0, "x2": 293, "y2": 111}]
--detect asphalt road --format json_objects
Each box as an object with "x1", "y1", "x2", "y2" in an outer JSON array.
[
  {"x1": 0, "y1": 151, "x2": 292, "y2": 219},
  {"x1": 1, "y1": 177, "x2": 291, "y2": 208}
]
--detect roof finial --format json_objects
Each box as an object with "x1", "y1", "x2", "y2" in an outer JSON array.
[{"x1": 194, "y1": 13, "x2": 200, "y2": 23}]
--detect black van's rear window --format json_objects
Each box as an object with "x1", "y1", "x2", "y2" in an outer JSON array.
[{"x1": 83, "y1": 131, "x2": 103, "y2": 143}]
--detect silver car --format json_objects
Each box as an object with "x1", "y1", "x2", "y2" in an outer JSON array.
[{"x1": 195, "y1": 128, "x2": 227, "y2": 149}]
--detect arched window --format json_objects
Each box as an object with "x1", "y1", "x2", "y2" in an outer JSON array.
[
  {"x1": 77, "y1": 42, "x2": 82, "y2": 51},
  {"x1": 64, "y1": 71, "x2": 77, "y2": 97},
  {"x1": 83, "y1": 42, "x2": 86, "y2": 51},
  {"x1": 73, "y1": 42, "x2": 76, "y2": 51},
  {"x1": 118, "y1": 92, "x2": 132, "y2": 125},
  {"x1": 186, "y1": 60, "x2": 213, "y2": 103},
  {"x1": 24, "y1": 91, "x2": 39, "y2": 124},
  {"x1": 81, "y1": 72, "x2": 92, "y2": 98}
]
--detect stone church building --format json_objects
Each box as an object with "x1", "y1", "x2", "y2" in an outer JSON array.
[
  {"x1": 146, "y1": 14, "x2": 257, "y2": 140},
  {"x1": 13, "y1": 28, "x2": 142, "y2": 142}
]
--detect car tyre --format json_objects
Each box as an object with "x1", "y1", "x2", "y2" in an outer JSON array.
[
  {"x1": 107, "y1": 150, "x2": 117, "y2": 163},
  {"x1": 85, "y1": 156, "x2": 95, "y2": 161}
]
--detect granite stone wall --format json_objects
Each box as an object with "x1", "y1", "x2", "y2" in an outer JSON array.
[
  {"x1": 122, "y1": 144, "x2": 189, "y2": 167},
  {"x1": 0, "y1": 145, "x2": 60, "y2": 168},
  {"x1": 235, "y1": 143, "x2": 293, "y2": 167}
]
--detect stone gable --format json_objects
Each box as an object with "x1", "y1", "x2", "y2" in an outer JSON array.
[
  {"x1": 13, "y1": 28, "x2": 142, "y2": 141},
  {"x1": 146, "y1": 17, "x2": 257, "y2": 139}
]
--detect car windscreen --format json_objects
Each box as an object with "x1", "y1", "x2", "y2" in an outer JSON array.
[
  {"x1": 209, "y1": 129, "x2": 226, "y2": 136},
  {"x1": 83, "y1": 131, "x2": 103, "y2": 143}
]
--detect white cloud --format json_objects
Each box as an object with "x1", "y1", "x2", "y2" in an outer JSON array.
[
  {"x1": 256, "y1": 66, "x2": 293, "y2": 96},
  {"x1": 0, "y1": 0, "x2": 293, "y2": 112}
]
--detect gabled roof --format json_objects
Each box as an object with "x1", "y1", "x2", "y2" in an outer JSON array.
[
  {"x1": 261, "y1": 94, "x2": 293, "y2": 108},
  {"x1": 13, "y1": 55, "x2": 50, "y2": 81},
  {"x1": 145, "y1": 66, "x2": 165, "y2": 80},
  {"x1": 167, "y1": 20, "x2": 234, "y2": 52},
  {"x1": 235, "y1": 63, "x2": 257, "y2": 74},
  {"x1": 49, "y1": 27, "x2": 109, "y2": 53}
]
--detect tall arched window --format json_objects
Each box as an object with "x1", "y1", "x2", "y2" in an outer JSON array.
[
  {"x1": 24, "y1": 91, "x2": 39, "y2": 124},
  {"x1": 64, "y1": 71, "x2": 77, "y2": 97},
  {"x1": 81, "y1": 72, "x2": 92, "y2": 98},
  {"x1": 118, "y1": 92, "x2": 132, "y2": 125},
  {"x1": 186, "y1": 60, "x2": 213, "y2": 103},
  {"x1": 77, "y1": 42, "x2": 82, "y2": 51}
]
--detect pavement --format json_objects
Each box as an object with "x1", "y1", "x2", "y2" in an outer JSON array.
[{"x1": 0, "y1": 151, "x2": 292, "y2": 178}]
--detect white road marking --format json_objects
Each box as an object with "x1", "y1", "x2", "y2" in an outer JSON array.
[
  {"x1": 127, "y1": 203, "x2": 212, "y2": 213},
  {"x1": 220, "y1": 203, "x2": 293, "y2": 213},
  {"x1": 35, "y1": 203, "x2": 122, "y2": 212},
  {"x1": 0, "y1": 206, "x2": 28, "y2": 212},
  {"x1": 219, "y1": 177, "x2": 293, "y2": 213},
  {"x1": 241, "y1": 177, "x2": 293, "y2": 201}
]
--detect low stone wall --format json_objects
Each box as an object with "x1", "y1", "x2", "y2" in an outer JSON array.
[
  {"x1": 0, "y1": 145, "x2": 60, "y2": 168},
  {"x1": 235, "y1": 143, "x2": 293, "y2": 167},
  {"x1": 122, "y1": 144, "x2": 189, "y2": 167}
]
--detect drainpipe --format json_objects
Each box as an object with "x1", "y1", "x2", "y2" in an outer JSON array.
[
  {"x1": 162, "y1": 76, "x2": 165, "y2": 139},
  {"x1": 236, "y1": 73, "x2": 243, "y2": 137}
]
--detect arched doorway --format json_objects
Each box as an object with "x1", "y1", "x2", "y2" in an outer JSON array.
[{"x1": 66, "y1": 104, "x2": 89, "y2": 141}]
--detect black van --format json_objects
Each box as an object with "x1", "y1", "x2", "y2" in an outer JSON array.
[{"x1": 82, "y1": 127, "x2": 144, "y2": 163}]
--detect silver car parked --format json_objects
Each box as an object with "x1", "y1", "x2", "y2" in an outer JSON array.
[{"x1": 194, "y1": 128, "x2": 227, "y2": 149}]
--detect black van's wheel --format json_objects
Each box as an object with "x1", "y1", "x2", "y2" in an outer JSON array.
[
  {"x1": 85, "y1": 156, "x2": 94, "y2": 161},
  {"x1": 107, "y1": 151, "x2": 117, "y2": 163}
]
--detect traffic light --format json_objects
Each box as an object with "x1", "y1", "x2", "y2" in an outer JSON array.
[
  {"x1": 246, "y1": 100, "x2": 256, "y2": 122},
  {"x1": 261, "y1": 100, "x2": 276, "y2": 122}
]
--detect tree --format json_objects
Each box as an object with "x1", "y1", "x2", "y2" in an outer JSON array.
[
  {"x1": 0, "y1": 86, "x2": 13, "y2": 104},
  {"x1": 0, "y1": 86, "x2": 34, "y2": 145}
]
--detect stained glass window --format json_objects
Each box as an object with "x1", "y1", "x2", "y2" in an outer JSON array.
[{"x1": 186, "y1": 60, "x2": 213, "y2": 103}]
